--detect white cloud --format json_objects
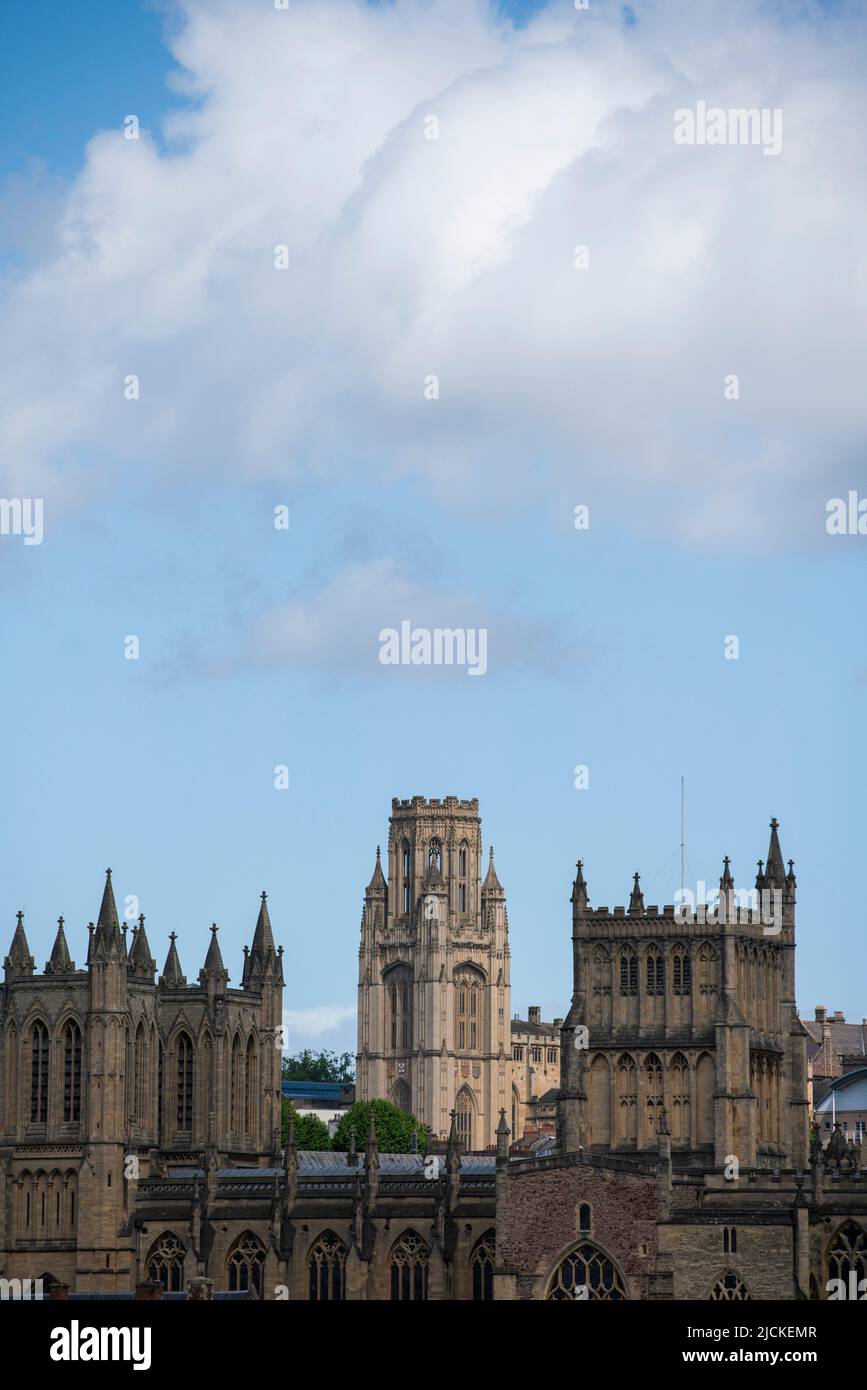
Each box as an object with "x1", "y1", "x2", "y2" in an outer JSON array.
[
  {"x1": 2, "y1": 0, "x2": 866, "y2": 545},
  {"x1": 284, "y1": 1004, "x2": 356, "y2": 1039},
  {"x1": 242, "y1": 556, "x2": 576, "y2": 676}
]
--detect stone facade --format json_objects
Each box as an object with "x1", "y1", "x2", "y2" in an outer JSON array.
[
  {"x1": 495, "y1": 818, "x2": 867, "y2": 1301},
  {"x1": 355, "y1": 797, "x2": 512, "y2": 1149}
]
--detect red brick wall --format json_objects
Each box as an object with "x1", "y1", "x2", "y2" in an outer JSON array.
[{"x1": 497, "y1": 1158, "x2": 661, "y2": 1299}]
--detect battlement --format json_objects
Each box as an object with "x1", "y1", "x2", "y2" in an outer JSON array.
[{"x1": 391, "y1": 796, "x2": 480, "y2": 815}]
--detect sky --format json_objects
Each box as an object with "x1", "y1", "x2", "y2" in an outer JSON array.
[{"x1": 0, "y1": 0, "x2": 865, "y2": 1058}]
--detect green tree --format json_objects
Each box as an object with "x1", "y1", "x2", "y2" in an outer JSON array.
[
  {"x1": 282, "y1": 1049, "x2": 355, "y2": 1083},
  {"x1": 331, "y1": 1099, "x2": 426, "y2": 1155},
  {"x1": 281, "y1": 1099, "x2": 331, "y2": 1150}
]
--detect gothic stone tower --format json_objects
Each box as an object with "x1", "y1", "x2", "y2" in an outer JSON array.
[
  {"x1": 0, "y1": 871, "x2": 284, "y2": 1293},
  {"x1": 558, "y1": 819, "x2": 810, "y2": 1172},
  {"x1": 356, "y1": 797, "x2": 511, "y2": 1149}
]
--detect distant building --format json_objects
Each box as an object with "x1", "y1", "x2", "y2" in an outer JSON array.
[
  {"x1": 281, "y1": 1081, "x2": 354, "y2": 1137},
  {"x1": 802, "y1": 1005, "x2": 867, "y2": 1107}
]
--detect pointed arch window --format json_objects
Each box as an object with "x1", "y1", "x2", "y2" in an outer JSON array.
[
  {"x1": 30, "y1": 1022, "x2": 49, "y2": 1123},
  {"x1": 710, "y1": 1272, "x2": 750, "y2": 1300},
  {"x1": 308, "y1": 1231, "x2": 347, "y2": 1301},
  {"x1": 619, "y1": 950, "x2": 638, "y2": 996},
  {"x1": 176, "y1": 1033, "x2": 194, "y2": 1132},
  {"x1": 134, "y1": 1024, "x2": 148, "y2": 1126},
  {"x1": 389, "y1": 1230, "x2": 429, "y2": 1301},
  {"x1": 670, "y1": 1052, "x2": 690, "y2": 1142},
  {"x1": 454, "y1": 967, "x2": 483, "y2": 1051},
  {"x1": 616, "y1": 1055, "x2": 637, "y2": 1143},
  {"x1": 722, "y1": 1226, "x2": 737, "y2": 1254},
  {"x1": 231, "y1": 1034, "x2": 243, "y2": 1132},
  {"x1": 827, "y1": 1221, "x2": 867, "y2": 1291},
  {"x1": 385, "y1": 967, "x2": 412, "y2": 1052},
  {"x1": 645, "y1": 947, "x2": 664, "y2": 996},
  {"x1": 455, "y1": 1087, "x2": 474, "y2": 1151},
  {"x1": 672, "y1": 946, "x2": 692, "y2": 995},
  {"x1": 244, "y1": 1036, "x2": 258, "y2": 1136},
  {"x1": 471, "y1": 1230, "x2": 495, "y2": 1301},
  {"x1": 146, "y1": 1232, "x2": 186, "y2": 1292},
  {"x1": 62, "y1": 1021, "x2": 82, "y2": 1123},
  {"x1": 644, "y1": 1053, "x2": 664, "y2": 1114},
  {"x1": 402, "y1": 841, "x2": 411, "y2": 914},
  {"x1": 546, "y1": 1242, "x2": 627, "y2": 1300},
  {"x1": 228, "y1": 1232, "x2": 266, "y2": 1295}
]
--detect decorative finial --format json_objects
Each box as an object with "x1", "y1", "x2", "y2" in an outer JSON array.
[
  {"x1": 723, "y1": 856, "x2": 730, "y2": 868},
  {"x1": 138, "y1": 913, "x2": 145, "y2": 927},
  {"x1": 16, "y1": 910, "x2": 23, "y2": 926},
  {"x1": 376, "y1": 845, "x2": 381, "y2": 861},
  {"x1": 57, "y1": 915, "x2": 64, "y2": 928},
  {"x1": 770, "y1": 817, "x2": 779, "y2": 830},
  {"x1": 261, "y1": 890, "x2": 267, "y2": 902},
  {"x1": 211, "y1": 922, "x2": 218, "y2": 935},
  {"x1": 106, "y1": 868, "x2": 112, "y2": 878},
  {"x1": 169, "y1": 931, "x2": 177, "y2": 943}
]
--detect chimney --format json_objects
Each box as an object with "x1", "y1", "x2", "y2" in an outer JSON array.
[
  {"x1": 832, "y1": 1011, "x2": 845, "y2": 1023},
  {"x1": 528, "y1": 1005, "x2": 541, "y2": 1025},
  {"x1": 815, "y1": 1006, "x2": 827, "y2": 1023}
]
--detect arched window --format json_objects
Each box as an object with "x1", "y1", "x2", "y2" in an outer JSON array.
[
  {"x1": 244, "y1": 1036, "x2": 258, "y2": 1137},
  {"x1": 389, "y1": 1230, "x2": 429, "y2": 1301},
  {"x1": 455, "y1": 1087, "x2": 474, "y2": 1151},
  {"x1": 616, "y1": 1054, "x2": 637, "y2": 1143},
  {"x1": 644, "y1": 1053, "x2": 664, "y2": 1121},
  {"x1": 146, "y1": 1232, "x2": 186, "y2": 1292},
  {"x1": 619, "y1": 950, "x2": 637, "y2": 997},
  {"x1": 390, "y1": 1077, "x2": 411, "y2": 1113},
  {"x1": 402, "y1": 841, "x2": 411, "y2": 914},
  {"x1": 30, "y1": 1022, "x2": 49, "y2": 1123},
  {"x1": 546, "y1": 1242, "x2": 627, "y2": 1300},
  {"x1": 672, "y1": 946, "x2": 692, "y2": 995},
  {"x1": 511, "y1": 1085, "x2": 521, "y2": 1140},
  {"x1": 5, "y1": 1024, "x2": 16, "y2": 1127},
  {"x1": 458, "y1": 845, "x2": 468, "y2": 876},
  {"x1": 722, "y1": 1226, "x2": 737, "y2": 1254},
  {"x1": 458, "y1": 841, "x2": 469, "y2": 914},
  {"x1": 231, "y1": 1034, "x2": 242, "y2": 1132},
  {"x1": 176, "y1": 1033, "x2": 193, "y2": 1132},
  {"x1": 227, "y1": 1232, "x2": 266, "y2": 1296},
  {"x1": 454, "y1": 966, "x2": 484, "y2": 1051},
  {"x1": 670, "y1": 1052, "x2": 690, "y2": 1143},
  {"x1": 308, "y1": 1231, "x2": 347, "y2": 1301},
  {"x1": 134, "y1": 1023, "x2": 148, "y2": 1126},
  {"x1": 471, "y1": 1230, "x2": 495, "y2": 1301},
  {"x1": 62, "y1": 1021, "x2": 82, "y2": 1123},
  {"x1": 577, "y1": 1203, "x2": 592, "y2": 1234},
  {"x1": 385, "y1": 967, "x2": 412, "y2": 1052},
  {"x1": 710, "y1": 1271, "x2": 750, "y2": 1300},
  {"x1": 827, "y1": 1221, "x2": 867, "y2": 1291},
  {"x1": 645, "y1": 947, "x2": 664, "y2": 996}
]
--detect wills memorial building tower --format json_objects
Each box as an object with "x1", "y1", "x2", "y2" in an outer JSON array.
[{"x1": 356, "y1": 797, "x2": 512, "y2": 1150}]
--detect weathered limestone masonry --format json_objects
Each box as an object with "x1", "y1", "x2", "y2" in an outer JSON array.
[
  {"x1": 494, "y1": 819, "x2": 867, "y2": 1300},
  {"x1": 356, "y1": 796, "x2": 512, "y2": 1150}
]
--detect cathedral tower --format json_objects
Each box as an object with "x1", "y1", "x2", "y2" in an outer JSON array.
[
  {"x1": 558, "y1": 819, "x2": 809, "y2": 1172},
  {"x1": 356, "y1": 797, "x2": 511, "y2": 1149}
]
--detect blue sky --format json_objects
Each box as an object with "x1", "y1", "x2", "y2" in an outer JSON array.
[{"x1": 1, "y1": 0, "x2": 865, "y2": 1054}]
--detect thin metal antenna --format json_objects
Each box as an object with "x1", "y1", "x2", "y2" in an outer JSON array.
[{"x1": 680, "y1": 776, "x2": 685, "y2": 896}]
